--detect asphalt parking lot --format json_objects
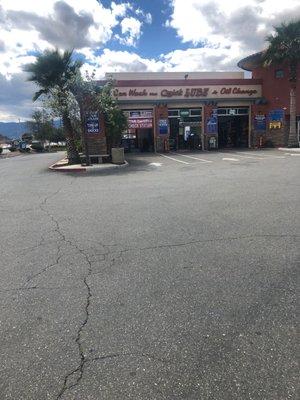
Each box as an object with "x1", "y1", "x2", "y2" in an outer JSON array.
[{"x1": 0, "y1": 149, "x2": 299, "y2": 399}]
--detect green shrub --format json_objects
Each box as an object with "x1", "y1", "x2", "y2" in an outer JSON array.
[{"x1": 31, "y1": 143, "x2": 44, "y2": 152}]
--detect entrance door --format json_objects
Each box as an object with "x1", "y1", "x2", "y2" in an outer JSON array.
[
  {"x1": 169, "y1": 118, "x2": 179, "y2": 150},
  {"x1": 137, "y1": 128, "x2": 153, "y2": 152},
  {"x1": 218, "y1": 115, "x2": 248, "y2": 148}
]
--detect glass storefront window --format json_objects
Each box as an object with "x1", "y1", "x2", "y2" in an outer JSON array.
[
  {"x1": 190, "y1": 109, "x2": 201, "y2": 116},
  {"x1": 218, "y1": 108, "x2": 249, "y2": 116},
  {"x1": 168, "y1": 110, "x2": 179, "y2": 117}
]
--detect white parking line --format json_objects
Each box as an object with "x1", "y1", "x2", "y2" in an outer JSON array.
[
  {"x1": 234, "y1": 151, "x2": 285, "y2": 159},
  {"x1": 222, "y1": 157, "x2": 239, "y2": 162},
  {"x1": 159, "y1": 153, "x2": 190, "y2": 164},
  {"x1": 223, "y1": 152, "x2": 263, "y2": 160},
  {"x1": 171, "y1": 153, "x2": 213, "y2": 163}
]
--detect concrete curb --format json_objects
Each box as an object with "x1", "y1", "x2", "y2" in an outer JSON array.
[{"x1": 49, "y1": 159, "x2": 129, "y2": 173}]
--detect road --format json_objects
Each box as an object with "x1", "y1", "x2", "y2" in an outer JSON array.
[{"x1": 0, "y1": 150, "x2": 299, "y2": 400}]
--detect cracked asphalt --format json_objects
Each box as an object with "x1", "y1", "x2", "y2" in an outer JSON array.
[{"x1": 0, "y1": 150, "x2": 299, "y2": 400}]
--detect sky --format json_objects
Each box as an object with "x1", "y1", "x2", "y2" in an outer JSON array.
[{"x1": 0, "y1": 0, "x2": 299, "y2": 122}]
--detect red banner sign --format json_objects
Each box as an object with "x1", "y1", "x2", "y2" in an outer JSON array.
[{"x1": 128, "y1": 118, "x2": 153, "y2": 129}]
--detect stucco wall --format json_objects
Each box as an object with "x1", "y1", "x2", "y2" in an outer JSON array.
[{"x1": 252, "y1": 63, "x2": 300, "y2": 115}]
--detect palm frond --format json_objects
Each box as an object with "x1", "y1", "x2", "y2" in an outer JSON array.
[{"x1": 33, "y1": 89, "x2": 48, "y2": 102}]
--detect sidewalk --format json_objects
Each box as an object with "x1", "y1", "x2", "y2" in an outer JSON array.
[
  {"x1": 0, "y1": 150, "x2": 22, "y2": 158},
  {"x1": 49, "y1": 157, "x2": 129, "y2": 173}
]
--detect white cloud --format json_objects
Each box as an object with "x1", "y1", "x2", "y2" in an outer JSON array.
[
  {"x1": 117, "y1": 17, "x2": 142, "y2": 46},
  {"x1": 163, "y1": 46, "x2": 242, "y2": 72},
  {"x1": 0, "y1": 0, "x2": 133, "y2": 77},
  {"x1": 80, "y1": 49, "x2": 168, "y2": 79},
  {"x1": 135, "y1": 8, "x2": 152, "y2": 24},
  {"x1": 0, "y1": 0, "x2": 299, "y2": 121},
  {"x1": 0, "y1": 72, "x2": 39, "y2": 121},
  {"x1": 0, "y1": 0, "x2": 143, "y2": 120},
  {"x1": 167, "y1": 0, "x2": 300, "y2": 64}
]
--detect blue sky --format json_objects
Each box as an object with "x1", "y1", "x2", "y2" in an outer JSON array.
[
  {"x1": 0, "y1": 0, "x2": 299, "y2": 121},
  {"x1": 99, "y1": 0, "x2": 190, "y2": 57}
]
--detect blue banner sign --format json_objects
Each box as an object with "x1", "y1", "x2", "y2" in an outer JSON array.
[
  {"x1": 254, "y1": 114, "x2": 266, "y2": 131},
  {"x1": 158, "y1": 119, "x2": 168, "y2": 134},
  {"x1": 268, "y1": 109, "x2": 284, "y2": 122},
  {"x1": 86, "y1": 112, "x2": 100, "y2": 134},
  {"x1": 206, "y1": 109, "x2": 218, "y2": 134}
]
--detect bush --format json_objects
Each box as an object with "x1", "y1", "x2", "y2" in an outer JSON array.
[
  {"x1": 31, "y1": 143, "x2": 44, "y2": 152},
  {"x1": 51, "y1": 145, "x2": 66, "y2": 152}
]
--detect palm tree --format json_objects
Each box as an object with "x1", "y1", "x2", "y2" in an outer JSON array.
[
  {"x1": 263, "y1": 20, "x2": 300, "y2": 147},
  {"x1": 24, "y1": 49, "x2": 82, "y2": 163}
]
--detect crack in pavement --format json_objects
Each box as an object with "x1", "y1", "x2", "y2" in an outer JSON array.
[
  {"x1": 23, "y1": 244, "x2": 63, "y2": 287},
  {"x1": 0, "y1": 285, "x2": 83, "y2": 292},
  {"x1": 18, "y1": 182, "x2": 299, "y2": 399},
  {"x1": 56, "y1": 245, "x2": 92, "y2": 399},
  {"x1": 17, "y1": 234, "x2": 49, "y2": 255},
  {"x1": 55, "y1": 350, "x2": 181, "y2": 396},
  {"x1": 32, "y1": 181, "x2": 94, "y2": 399},
  {"x1": 86, "y1": 233, "x2": 299, "y2": 271},
  {"x1": 114, "y1": 233, "x2": 299, "y2": 256}
]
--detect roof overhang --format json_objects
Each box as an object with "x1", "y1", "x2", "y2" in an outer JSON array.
[{"x1": 238, "y1": 51, "x2": 264, "y2": 71}]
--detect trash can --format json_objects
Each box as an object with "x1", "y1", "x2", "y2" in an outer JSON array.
[{"x1": 111, "y1": 147, "x2": 125, "y2": 164}]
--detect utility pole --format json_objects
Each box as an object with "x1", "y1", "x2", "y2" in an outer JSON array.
[{"x1": 18, "y1": 118, "x2": 21, "y2": 139}]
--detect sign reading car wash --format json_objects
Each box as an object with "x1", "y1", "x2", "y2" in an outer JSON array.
[
  {"x1": 113, "y1": 85, "x2": 262, "y2": 101},
  {"x1": 128, "y1": 118, "x2": 153, "y2": 129}
]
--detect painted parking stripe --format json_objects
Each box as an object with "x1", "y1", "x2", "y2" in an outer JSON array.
[
  {"x1": 225, "y1": 152, "x2": 264, "y2": 160},
  {"x1": 159, "y1": 153, "x2": 190, "y2": 164},
  {"x1": 284, "y1": 153, "x2": 300, "y2": 156},
  {"x1": 234, "y1": 151, "x2": 285, "y2": 159},
  {"x1": 171, "y1": 153, "x2": 213, "y2": 163},
  {"x1": 222, "y1": 157, "x2": 239, "y2": 162}
]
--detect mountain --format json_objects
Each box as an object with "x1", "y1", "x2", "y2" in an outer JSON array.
[
  {"x1": 0, "y1": 120, "x2": 61, "y2": 139},
  {"x1": 0, "y1": 122, "x2": 29, "y2": 139}
]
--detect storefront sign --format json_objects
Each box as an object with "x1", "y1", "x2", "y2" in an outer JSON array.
[
  {"x1": 113, "y1": 85, "x2": 261, "y2": 101},
  {"x1": 128, "y1": 118, "x2": 153, "y2": 129},
  {"x1": 268, "y1": 109, "x2": 284, "y2": 130},
  {"x1": 180, "y1": 110, "x2": 190, "y2": 117},
  {"x1": 268, "y1": 109, "x2": 284, "y2": 122},
  {"x1": 126, "y1": 110, "x2": 153, "y2": 118},
  {"x1": 85, "y1": 112, "x2": 100, "y2": 134},
  {"x1": 158, "y1": 119, "x2": 168, "y2": 134},
  {"x1": 269, "y1": 121, "x2": 282, "y2": 129},
  {"x1": 254, "y1": 114, "x2": 266, "y2": 130}
]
